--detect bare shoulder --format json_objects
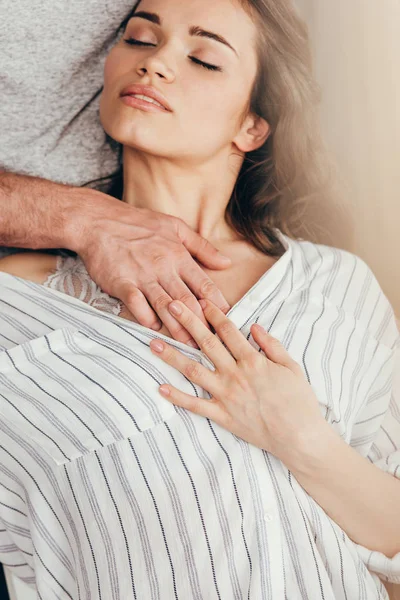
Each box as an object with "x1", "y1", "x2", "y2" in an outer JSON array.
[{"x1": 0, "y1": 252, "x2": 58, "y2": 284}]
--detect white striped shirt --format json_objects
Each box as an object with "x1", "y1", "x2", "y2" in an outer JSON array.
[{"x1": 0, "y1": 231, "x2": 399, "y2": 599}]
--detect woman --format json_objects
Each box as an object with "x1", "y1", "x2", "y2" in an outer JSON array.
[{"x1": 0, "y1": 0, "x2": 399, "y2": 598}]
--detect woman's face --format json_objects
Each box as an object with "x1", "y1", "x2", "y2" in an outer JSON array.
[{"x1": 100, "y1": 0, "x2": 260, "y2": 163}]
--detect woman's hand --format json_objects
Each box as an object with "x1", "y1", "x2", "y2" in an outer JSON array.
[{"x1": 150, "y1": 298, "x2": 328, "y2": 461}]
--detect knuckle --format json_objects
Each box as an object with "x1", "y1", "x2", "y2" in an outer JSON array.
[
  {"x1": 162, "y1": 346, "x2": 174, "y2": 361},
  {"x1": 292, "y1": 362, "x2": 304, "y2": 377},
  {"x1": 221, "y1": 366, "x2": 235, "y2": 380},
  {"x1": 168, "y1": 322, "x2": 191, "y2": 341},
  {"x1": 137, "y1": 313, "x2": 160, "y2": 330},
  {"x1": 269, "y1": 334, "x2": 283, "y2": 349},
  {"x1": 153, "y1": 294, "x2": 170, "y2": 312},
  {"x1": 191, "y1": 401, "x2": 203, "y2": 415},
  {"x1": 199, "y1": 279, "x2": 218, "y2": 298},
  {"x1": 218, "y1": 321, "x2": 235, "y2": 337},
  {"x1": 184, "y1": 361, "x2": 201, "y2": 380},
  {"x1": 200, "y1": 335, "x2": 217, "y2": 353},
  {"x1": 151, "y1": 254, "x2": 168, "y2": 268},
  {"x1": 224, "y1": 384, "x2": 238, "y2": 403},
  {"x1": 178, "y1": 292, "x2": 196, "y2": 306},
  {"x1": 270, "y1": 337, "x2": 282, "y2": 348},
  {"x1": 124, "y1": 288, "x2": 143, "y2": 305},
  {"x1": 163, "y1": 212, "x2": 182, "y2": 229},
  {"x1": 148, "y1": 318, "x2": 162, "y2": 330},
  {"x1": 179, "y1": 311, "x2": 194, "y2": 329},
  {"x1": 198, "y1": 237, "x2": 211, "y2": 251},
  {"x1": 246, "y1": 352, "x2": 264, "y2": 370},
  {"x1": 221, "y1": 412, "x2": 234, "y2": 430}
]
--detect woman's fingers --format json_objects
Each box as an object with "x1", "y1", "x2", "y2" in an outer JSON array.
[
  {"x1": 141, "y1": 282, "x2": 198, "y2": 347},
  {"x1": 251, "y1": 324, "x2": 304, "y2": 375},
  {"x1": 200, "y1": 299, "x2": 256, "y2": 361},
  {"x1": 150, "y1": 338, "x2": 219, "y2": 398},
  {"x1": 158, "y1": 272, "x2": 211, "y2": 332},
  {"x1": 165, "y1": 301, "x2": 236, "y2": 371},
  {"x1": 158, "y1": 383, "x2": 225, "y2": 425}
]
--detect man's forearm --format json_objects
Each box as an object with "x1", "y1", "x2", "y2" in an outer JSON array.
[{"x1": 0, "y1": 170, "x2": 90, "y2": 250}]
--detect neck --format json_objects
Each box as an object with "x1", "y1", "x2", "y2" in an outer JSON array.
[{"x1": 122, "y1": 145, "x2": 244, "y2": 244}]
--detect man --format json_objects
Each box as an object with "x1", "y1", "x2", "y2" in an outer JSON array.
[{"x1": 0, "y1": 0, "x2": 232, "y2": 347}]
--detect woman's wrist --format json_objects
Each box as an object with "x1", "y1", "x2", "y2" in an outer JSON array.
[{"x1": 281, "y1": 419, "x2": 338, "y2": 475}]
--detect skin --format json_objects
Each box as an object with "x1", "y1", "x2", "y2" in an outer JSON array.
[
  {"x1": 0, "y1": 0, "x2": 398, "y2": 567},
  {"x1": 0, "y1": 0, "x2": 277, "y2": 342},
  {"x1": 0, "y1": 170, "x2": 236, "y2": 343},
  {"x1": 99, "y1": 0, "x2": 269, "y2": 241},
  {"x1": 151, "y1": 299, "x2": 400, "y2": 559}
]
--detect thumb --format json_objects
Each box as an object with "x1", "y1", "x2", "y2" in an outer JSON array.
[
  {"x1": 251, "y1": 324, "x2": 297, "y2": 370},
  {"x1": 178, "y1": 224, "x2": 232, "y2": 270}
]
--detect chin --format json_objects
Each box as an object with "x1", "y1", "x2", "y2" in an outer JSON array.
[
  {"x1": 113, "y1": 129, "x2": 175, "y2": 158},
  {"x1": 101, "y1": 112, "x2": 142, "y2": 144},
  {"x1": 99, "y1": 96, "x2": 138, "y2": 141}
]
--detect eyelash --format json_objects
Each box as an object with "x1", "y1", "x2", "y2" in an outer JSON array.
[{"x1": 123, "y1": 37, "x2": 223, "y2": 72}]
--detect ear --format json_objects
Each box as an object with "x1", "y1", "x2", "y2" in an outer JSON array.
[{"x1": 233, "y1": 113, "x2": 271, "y2": 153}]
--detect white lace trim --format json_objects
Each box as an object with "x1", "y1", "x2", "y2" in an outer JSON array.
[{"x1": 44, "y1": 256, "x2": 122, "y2": 317}]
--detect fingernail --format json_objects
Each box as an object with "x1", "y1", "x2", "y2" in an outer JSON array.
[
  {"x1": 199, "y1": 299, "x2": 207, "y2": 309},
  {"x1": 253, "y1": 324, "x2": 264, "y2": 334},
  {"x1": 219, "y1": 255, "x2": 231, "y2": 263},
  {"x1": 151, "y1": 340, "x2": 164, "y2": 353},
  {"x1": 159, "y1": 385, "x2": 170, "y2": 396},
  {"x1": 169, "y1": 302, "x2": 182, "y2": 316},
  {"x1": 187, "y1": 340, "x2": 197, "y2": 348},
  {"x1": 151, "y1": 322, "x2": 162, "y2": 331}
]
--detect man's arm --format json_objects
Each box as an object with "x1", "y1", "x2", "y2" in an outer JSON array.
[
  {"x1": 0, "y1": 171, "x2": 231, "y2": 345},
  {"x1": 0, "y1": 171, "x2": 74, "y2": 250}
]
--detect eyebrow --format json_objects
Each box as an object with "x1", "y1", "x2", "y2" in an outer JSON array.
[{"x1": 129, "y1": 11, "x2": 239, "y2": 57}]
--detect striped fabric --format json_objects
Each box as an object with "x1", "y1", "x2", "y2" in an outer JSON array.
[{"x1": 0, "y1": 231, "x2": 399, "y2": 599}]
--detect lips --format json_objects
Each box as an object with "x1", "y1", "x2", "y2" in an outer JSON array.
[{"x1": 120, "y1": 84, "x2": 172, "y2": 112}]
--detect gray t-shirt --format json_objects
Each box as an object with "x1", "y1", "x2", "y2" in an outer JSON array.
[{"x1": 0, "y1": 0, "x2": 136, "y2": 188}]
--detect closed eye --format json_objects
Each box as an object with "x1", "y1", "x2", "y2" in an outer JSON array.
[{"x1": 123, "y1": 37, "x2": 223, "y2": 72}]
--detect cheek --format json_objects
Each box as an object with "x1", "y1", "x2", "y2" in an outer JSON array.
[
  {"x1": 194, "y1": 85, "x2": 247, "y2": 133},
  {"x1": 104, "y1": 53, "x2": 117, "y2": 87},
  {"x1": 103, "y1": 48, "x2": 125, "y2": 87},
  {"x1": 100, "y1": 51, "x2": 123, "y2": 131}
]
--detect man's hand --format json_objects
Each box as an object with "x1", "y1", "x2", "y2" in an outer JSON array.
[
  {"x1": 0, "y1": 172, "x2": 231, "y2": 345},
  {"x1": 67, "y1": 189, "x2": 231, "y2": 345}
]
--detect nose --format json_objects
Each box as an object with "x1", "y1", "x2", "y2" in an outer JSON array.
[{"x1": 136, "y1": 49, "x2": 176, "y2": 82}]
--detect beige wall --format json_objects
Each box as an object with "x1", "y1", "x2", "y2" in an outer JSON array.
[
  {"x1": 295, "y1": 0, "x2": 400, "y2": 318},
  {"x1": 296, "y1": 3, "x2": 400, "y2": 598}
]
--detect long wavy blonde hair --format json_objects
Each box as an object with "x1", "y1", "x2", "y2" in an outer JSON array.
[
  {"x1": 227, "y1": 0, "x2": 335, "y2": 255},
  {"x1": 92, "y1": 0, "x2": 336, "y2": 256}
]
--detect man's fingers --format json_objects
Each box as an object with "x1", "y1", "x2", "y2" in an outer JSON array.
[
  {"x1": 117, "y1": 283, "x2": 162, "y2": 331},
  {"x1": 181, "y1": 266, "x2": 231, "y2": 315},
  {"x1": 80, "y1": 206, "x2": 232, "y2": 333},
  {"x1": 143, "y1": 283, "x2": 198, "y2": 347},
  {"x1": 178, "y1": 223, "x2": 232, "y2": 271},
  {"x1": 158, "y1": 274, "x2": 211, "y2": 330}
]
